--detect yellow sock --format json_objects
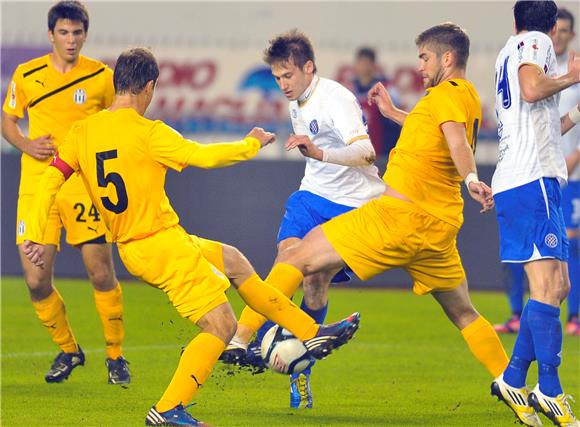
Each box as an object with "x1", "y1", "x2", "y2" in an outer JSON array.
[
  {"x1": 461, "y1": 316, "x2": 509, "y2": 377},
  {"x1": 94, "y1": 282, "x2": 125, "y2": 360},
  {"x1": 156, "y1": 333, "x2": 225, "y2": 412},
  {"x1": 32, "y1": 288, "x2": 78, "y2": 353},
  {"x1": 238, "y1": 263, "x2": 304, "y2": 333},
  {"x1": 237, "y1": 273, "x2": 317, "y2": 340}
]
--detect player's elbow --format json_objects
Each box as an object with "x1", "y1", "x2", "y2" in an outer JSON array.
[{"x1": 520, "y1": 85, "x2": 542, "y2": 103}]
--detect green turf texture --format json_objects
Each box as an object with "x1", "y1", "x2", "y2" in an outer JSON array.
[{"x1": 2, "y1": 277, "x2": 579, "y2": 426}]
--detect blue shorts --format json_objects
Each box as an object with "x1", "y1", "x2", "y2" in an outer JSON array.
[
  {"x1": 278, "y1": 190, "x2": 355, "y2": 283},
  {"x1": 561, "y1": 181, "x2": 580, "y2": 231},
  {"x1": 495, "y1": 178, "x2": 569, "y2": 262}
]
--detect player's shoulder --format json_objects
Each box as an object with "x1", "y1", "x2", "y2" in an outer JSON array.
[
  {"x1": 78, "y1": 55, "x2": 113, "y2": 76},
  {"x1": 13, "y1": 54, "x2": 51, "y2": 80},
  {"x1": 431, "y1": 78, "x2": 476, "y2": 96},
  {"x1": 319, "y1": 77, "x2": 356, "y2": 101}
]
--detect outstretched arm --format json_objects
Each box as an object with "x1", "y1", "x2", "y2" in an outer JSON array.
[{"x1": 442, "y1": 121, "x2": 494, "y2": 213}]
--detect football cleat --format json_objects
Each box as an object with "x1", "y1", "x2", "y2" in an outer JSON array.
[
  {"x1": 494, "y1": 314, "x2": 521, "y2": 334},
  {"x1": 290, "y1": 372, "x2": 313, "y2": 409},
  {"x1": 303, "y1": 312, "x2": 360, "y2": 360},
  {"x1": 565, "y1": 316, "x2": 580, "y2": 336},
  {"x1": 45, "y1": 346, "x2": 85, "y2": 383},
  {"x1": 218, "y1": 339, "x2": 247, "y2": 366},
  {"x1": 528, "y1": 385, "x2": 579, "y2": 426},
  {"x1": 245, "y1": 340, "x2": 267, "y2": 372},
  {"x1": 145, "y1": 404, "x2": 202, "y2": 426},
  {"x1": 491, "y1": 375, "x2": 543, "y2": 426},
  {"x1": 106, "y1": 356, "x2": 131, "y2": 385}
]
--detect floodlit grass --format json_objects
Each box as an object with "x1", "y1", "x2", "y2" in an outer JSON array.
[{"x1": 2, "y1": 277, "x2": 579, "y2": 426}]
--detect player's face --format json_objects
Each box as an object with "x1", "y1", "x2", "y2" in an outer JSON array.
[
  {"x1": 354, "y1": 56, "x2": 375, "y2": 80},
  {"x1": 417, "y1": 45, "x2": 445, "y2": 89},
  {"x1": 552, "y1": 18, "x2": 575, "y2": 57},
  {"x1": 271, "y1": 59, "x2": 314, "y2": 101},
  {"x1": 48, "y1": 19, "x2": 87, "y2": 64}
]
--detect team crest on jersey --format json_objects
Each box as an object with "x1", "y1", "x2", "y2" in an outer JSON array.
[
  {"x1": 309, "y1": 119, "x2": 319, "y2": 134},
  {"x1": 73, "y1": 88, "x2": 87, "y2": 105},
  {"x1": 544, "y1": 233, "x2": 558, "y2": 249},
  {"x1": 17, "y1": 220, "x2": 25, "y2": 236}
]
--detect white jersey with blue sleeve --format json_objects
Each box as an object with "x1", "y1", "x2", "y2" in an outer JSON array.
[
  {"x1": 289, "y1": 77, "x2": 385, "y2": 207},
  {"x1": 492, "y1": 31, "x2": 567, "y2": 194}
]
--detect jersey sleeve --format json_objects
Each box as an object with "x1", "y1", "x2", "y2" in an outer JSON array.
[
  {"x1": 2, "y1": 67, "x2": 27, "y2": 118},
  {"x1": 430, "y1": 86, "x2": 469, "y2": 126},
  {"x1": 517, "y1": 33, "x2": 552, "y2": 73},
  {"x1": 101, "y1": 66, "x2": 115, "y2": 109},
  {"x1": 327, "y1": 88, "x2": 369, "y2": 145},
  {"x1": 149, "y1": 121, "x2": 261, "y2": 171}
]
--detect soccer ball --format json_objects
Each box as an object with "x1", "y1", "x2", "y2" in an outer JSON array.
[{"x1": 260, "y1": 325, "x2": 315, "y2": 375}]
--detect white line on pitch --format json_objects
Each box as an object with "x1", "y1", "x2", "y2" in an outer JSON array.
[{"x1": 2, "y1": 343, "x2": 181, "y2": 359}]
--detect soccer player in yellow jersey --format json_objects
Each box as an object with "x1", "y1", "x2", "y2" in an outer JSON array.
[
  {"x1": 22, "y1": 47, "x2": 360, "y2": 426},
  {"x1": 1, "y1": 1, "x2": 129, "y2": 384},
  {"x1": 229, "y1": 22, "x2": 512, "y2": 417}
]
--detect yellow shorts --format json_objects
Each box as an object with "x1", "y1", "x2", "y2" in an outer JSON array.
[
  {"x1": 117, "y1": 225, "x2": 230, "y2": 322},
  {"x1": 322, "y1": 196, "x2": 466, "y2": 295},
  {"x1": 17, "y1": 185, "x2": 109, "y2": 248}
]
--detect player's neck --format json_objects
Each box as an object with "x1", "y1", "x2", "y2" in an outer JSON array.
[
  {"x1": 298, "y1": 75, "x2": 318, "y2": 104},
  {"x1": 110, "y1": 95, "x2": 147, "y2": 116},
  {"x1": 49, "y1": 53, "x2": 80, "y2": 74},
  {"x1": 439, "y1": 68, "x2": 465, "y2": 85}
]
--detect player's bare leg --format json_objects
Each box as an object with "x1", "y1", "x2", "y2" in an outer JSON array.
[
  {"x1": 18, "y1": 244, "x2": 84, "y2": 382},
  {"x1": 80, "y1": 242, "x2": 129, "y2": 384}
]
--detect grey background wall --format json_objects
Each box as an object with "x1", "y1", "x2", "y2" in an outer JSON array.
[{"x1": 1, "y1": 152, "x2": 504, "y2": 289}]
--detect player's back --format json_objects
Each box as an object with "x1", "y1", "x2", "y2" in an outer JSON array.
[
  {"x1": 492, "y1": 31, "x2": 566, "y2": 194},
  {"x1": 66, "y1": 108, "x2": 180, "y2": 243},
  {"x1": 384, "y1": 79, "x2": 481, "y2": 229}
]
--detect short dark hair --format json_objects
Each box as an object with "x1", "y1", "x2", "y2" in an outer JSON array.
[
  {"x1": 113, "y1": 48, "x2": 159, "y2": 95},
  {"x1": 356, "y1": 47, "x2": 376, "y2": 63},
  {"x1": 415, "y1": 23, "x2": 470, "y2": 68},
  {"x1": 263, "y1": 29, "x2": 317, "y2": 73},
  {"x1": 514, "y1": 0, "x2": 557, "y2": 34},
  {"x1": 48, "y1": 1, "x2": 89, "y2": 32},
  {"x1": 557, "y1": 8, "x2": 575, "y2": 32}
]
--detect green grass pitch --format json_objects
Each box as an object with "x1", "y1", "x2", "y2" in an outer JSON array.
[{"x1": 2, "y1": 277, "x2": 579, "y2": 426}]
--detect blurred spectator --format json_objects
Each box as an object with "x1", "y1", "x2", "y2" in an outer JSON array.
[{"x1": 351, "y1": 47, "x2": 401, "y2": 159}]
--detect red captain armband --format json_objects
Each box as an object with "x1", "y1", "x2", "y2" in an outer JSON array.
[{"x1": 50, "y1": 155, "x2": 74, "y2": 179}]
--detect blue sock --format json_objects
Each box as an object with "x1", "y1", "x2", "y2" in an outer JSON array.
[
  {"x1": 291, "y1": 299, "x2": 328, "y2": 377},
  {"x1": 527, "y1": 299, "x2": 563, "y2": 397},
  {"x1": 567, "y1": 238, "x2": 579, "y2": 319},
  {"x1": 504, "y1": 304, "x2": 534, "y2": 388},
  {"x1": 508, "y1": 264, "x2": 525, "y2": 316}
]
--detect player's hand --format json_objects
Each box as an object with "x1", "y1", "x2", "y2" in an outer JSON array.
[
  {"x1": 22, "y1": 240, "x2": 45, "y2": 268},
  {"x1": 285, "y1": 134, "x2": 323, "y2": 161},
  {"x1": 468, "y1": 181, "x2": 495, "y2": 213},
  {"x1": 25, "y1": 134, "x2": 56, "y2": 161},
  {"x1": 567, "y1": 50, "x2": 580, "y2": 83},
  {"x1": 368, "y1": 82, "x2": 394, "y2": 118},
  {"x1": 246, "y1": 127, "x2": 276, "y2": 148}
]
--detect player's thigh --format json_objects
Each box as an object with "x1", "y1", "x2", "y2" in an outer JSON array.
[
  {"x1": 55, "y1": 192, "x2": 108, "y2": 246},
  {"x1": 17, "y1": 244, "x2": 58, "y2": 299},
  {"x1": 118, "y1": 226, "x2": 230, "y2": 323},
  {"x1": 17, "y1": 194, "x2": 62, "y2": 248},
  {"x1": 406, "y1": 216, "x2": 466, "y2": 296},
  {"x1": 524, "y1": 259, "x2": 566, "y2": 305},
  {"x1": 79, "y1": 243, "x2": 116, "y2": 291}
]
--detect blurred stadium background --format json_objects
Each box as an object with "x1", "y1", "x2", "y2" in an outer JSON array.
[{"x1": 1, "y1": 0, "x2": 579, "y2": 289}]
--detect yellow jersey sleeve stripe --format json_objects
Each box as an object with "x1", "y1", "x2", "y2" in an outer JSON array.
[
  {"x1": 29, "y1": 67, "x2": 105, "y2": 108},
  {"x1": 22, "y1": 64, "x2": 48, "y2": 78},
  {"x1": 346, "y1": 134, "x2": 370, "y2": 145}
]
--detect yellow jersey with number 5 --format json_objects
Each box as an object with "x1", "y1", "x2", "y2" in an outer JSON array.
[
  {"x1": 383, "y1": 78, "x2": 481, "y2": 229},
  {"x1": 2, "y1": 54, "x2": 114, "y2": 195}
]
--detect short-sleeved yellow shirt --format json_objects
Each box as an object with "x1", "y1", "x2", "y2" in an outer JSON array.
[
  {"x1": 384, "y1": 79, "x2": 482, "y2": 229},
  {"x1": 3, "y1": 54, "x2": 114, "y2": 195}
]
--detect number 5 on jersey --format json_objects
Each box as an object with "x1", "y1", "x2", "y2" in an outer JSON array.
[{"x1": 96, "y1": 150, "x2": 128, "y2": 214}]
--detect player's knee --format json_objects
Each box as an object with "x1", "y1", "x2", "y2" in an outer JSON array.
[
  {"x1": 86, "y1": 265, "x2": 116, "y2": 291},
  {"x1": 203, "y1": 312, "x2": 237, "y2": 343},
  {"x1": 23, "y1": 271, "x2": 52, "y2": 298},
  {"x1": 221, "y1": 244, "x2": 253, "y2": 279}
]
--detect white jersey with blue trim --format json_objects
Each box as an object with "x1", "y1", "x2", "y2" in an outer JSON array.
[
  {"x1": 557, "y1": 54, "x2": 580, "y2": 182},
  {"x1": 289, "y1": 76, "x2": 385, "y2": 207},
  {"x1": 492, "y1": 31, "x2": 567, "y2": 195}
]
